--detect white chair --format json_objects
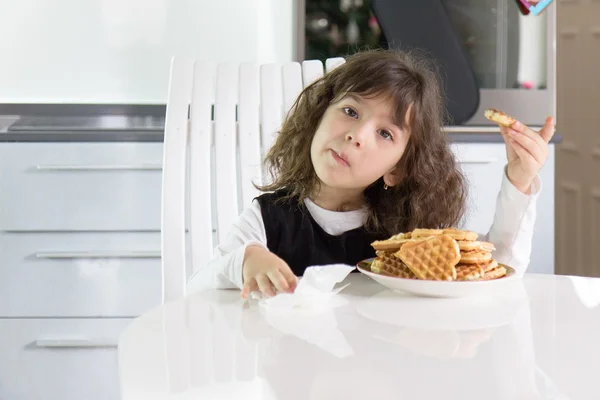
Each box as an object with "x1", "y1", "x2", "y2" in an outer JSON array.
[{"x1": 161, "y1": 56, "x2": 347, "y2": 302}]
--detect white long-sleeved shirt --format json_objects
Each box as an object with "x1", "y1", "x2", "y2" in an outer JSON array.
[{"x1": 187, "y1": 168, "x2": 540, "y2": 294}]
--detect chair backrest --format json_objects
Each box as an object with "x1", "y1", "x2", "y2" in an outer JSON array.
[{"x1": 161, "y1": 56, "x2": 346, "y2": 302}]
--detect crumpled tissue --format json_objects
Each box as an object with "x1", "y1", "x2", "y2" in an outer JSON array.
[
  {"x1": 250, "y1": 264, "x2": 355, "y2": 310},
  {"x1": 251, "y1": 264, "x2": 356, "y2": 358}
]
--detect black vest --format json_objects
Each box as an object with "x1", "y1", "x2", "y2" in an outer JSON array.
[{"x1": 255, "y1": 190, "x2": 384, "y2": 276}]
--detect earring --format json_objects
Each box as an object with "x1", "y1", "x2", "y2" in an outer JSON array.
[{"x1": 384, "y1": 184, "x2": 389, "y2": 190}]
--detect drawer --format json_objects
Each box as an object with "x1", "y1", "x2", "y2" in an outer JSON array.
[
  {"x1": 0, "y1": 318, "x2": 130, "y2": 400},
  {"x1": 0, "y1": 142, "x2": 162, "y2": 231},
  {"x1": 451, "y1": 143, "x2": 508, "y2": 235},
  {"x1": 0, "y1": 232, "x2": 162, "y2": 317}
]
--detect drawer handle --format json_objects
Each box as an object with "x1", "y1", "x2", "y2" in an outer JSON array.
[
  {"x1": 35, "y1": 338, "x2": 117, "y2": 348},
  {"x1": 35, "y1": 251, "x2": 161, "y2": 259},
  {"x1": 459, "y1": 158, "x2": 498, "y2": 164},
  {"x1": 35, "y1": 164, "x2": 162, "y2": 171}
]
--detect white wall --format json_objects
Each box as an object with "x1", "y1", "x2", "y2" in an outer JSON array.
[{"x1": 0, "y1": 0, "x2": 295, "y2": 104}]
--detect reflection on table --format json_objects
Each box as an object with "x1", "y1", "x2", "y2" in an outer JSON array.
[{"x1": 119, "y1": 274, "x2": 600, "y2": 399}]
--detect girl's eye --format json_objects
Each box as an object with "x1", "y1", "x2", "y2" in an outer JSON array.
[
  {"x1": 343, "y1": 107, "x2": 358, "y2": 118},
  {"x1": 378, "y1": 129, "x2": 393, "y2": 140}
]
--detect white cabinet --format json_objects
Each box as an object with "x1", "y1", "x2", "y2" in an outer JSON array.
[
  {"x1": 452, "y1": 143, "x2": 509, "y2": 235},
  {"x1": 0, "y1": 142, "x2": 164, "y2": 400},
  {"x1": 0, "y1": 143, "x2": 162, "y2": 231},
  {"x1": 0, "y1": 319, "x2": 131, "y2": 400},
  {"x1": 0, "y1": 143, "x2": 165, "y2": 318},
  {"x1": 0, "y1": 232, "x2": 162, "y2": 317}
]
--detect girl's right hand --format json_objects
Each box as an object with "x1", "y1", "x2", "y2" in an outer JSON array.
[{"x1": 241, "y1": 245, "x2": 298, "y2": 299}]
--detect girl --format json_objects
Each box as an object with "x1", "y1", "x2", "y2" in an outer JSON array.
[{"x1": 187, "y1": 49, "x2": 555, "y2": 298}]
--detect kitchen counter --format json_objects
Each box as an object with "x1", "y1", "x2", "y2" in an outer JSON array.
[{"x1": 0, "y1": 116, "x2": 563, "y2": 143}]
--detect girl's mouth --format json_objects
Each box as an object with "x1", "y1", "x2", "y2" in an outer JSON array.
[{"x1": 330, "y1": 149, "x2": 350, "y2": 167}]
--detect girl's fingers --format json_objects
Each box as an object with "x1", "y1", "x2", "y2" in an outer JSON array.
[
  {"x1": 539, "y1": 116, "x2": 556, "y2": 143},
  {"x1": 509, "y1": 138, "x2": 536, "y2": 165},
  {"x1": 256, "y1": 274, "x2": 276, "y2": 298},
  {"x1": 267, "y1": 269, "x2": 291, "y2": 293},
  {"x1": 507, "y1": 129, "x2": 546, "y2": 164},
  {"x1": 511, "y1": 121, "x2": 547, "y2": 150},
  {"x1": 241, "y1": 279, "x2": 258, "y2": 299},
  {"x1": 279, "y1": 265, "x2": 298, "y2": 291},
  {"x1": 501, "y1": 128, "x2": 514, "y2": 147},
  {"x1": 500, "y1": 128, "x2": 511, "y2": 144}
]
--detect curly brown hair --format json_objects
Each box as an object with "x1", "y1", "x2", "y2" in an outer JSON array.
[{"x1": 257, "y1": 48, "x2": 467, "y2": 237}]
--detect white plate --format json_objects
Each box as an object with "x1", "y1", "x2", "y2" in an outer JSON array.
[{"x1": 357, "y1": 258, "x2": 521, "y2": 298}]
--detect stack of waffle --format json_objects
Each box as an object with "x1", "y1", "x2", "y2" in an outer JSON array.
[{"x1": 369, "y1": 228, "x2": 507, "y2": 281}]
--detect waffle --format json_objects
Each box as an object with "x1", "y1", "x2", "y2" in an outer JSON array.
[
  {"x1": 369, "y1": 227, "x2": 509, "y2": 282},
  {"x1": 457, "y1": 240, "x2": 496, "y2": 252},
  {"x1": 396, "y1": 234, "x2": 460, "y2": 281},
  {"x1": 460, "y1": 250, "x2": 493, "y2": 264},
  {"x1": 375, "y1": 250, "x2": 393, "y2": 258},
  {"x1": 400, "y1": 238, "x2": 428, "y2": 251},
  {"x1": 456, "y1": 264, "x2": 485, "y2": 281},
  {"x1": 481, "y1": 259, "x2": 499, "y2": 272},
  {"x1": 372, "y1": 237, "x2": 418, "y2": 251},
  {"x1": 479, "y1": 266, "x2": 507, "y2": 281},
  {"x1": 390, "y1": 232, "x2": 411, "y2": 240},
  {"x1": 478, "y1": 242, "x2": 495, "y2": 252},
  {"x1": 443, "y1": 228, "x2": 478, "y2": 241},
  {"x1": 370, "y1": 254, "x2": 417, "y2": 279},
  {"x1": 484, "y1": 108, "x2": 516, "y2": 127},
  {"x1": 411, "y1": 228, "x2": 443, "y2": 238}
]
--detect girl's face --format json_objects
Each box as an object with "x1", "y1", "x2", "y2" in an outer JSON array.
[{"x1": 310, "y1": 94, "x2": 410, "y2": 192}]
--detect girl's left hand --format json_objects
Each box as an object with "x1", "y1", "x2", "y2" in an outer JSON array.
[{"x1": 500, "y1": 116, "x2": 556, "y2": 194}]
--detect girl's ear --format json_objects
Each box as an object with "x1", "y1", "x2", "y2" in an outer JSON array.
[{"x1": 382, "y1": 166, "x2": 404, "y2": 188}]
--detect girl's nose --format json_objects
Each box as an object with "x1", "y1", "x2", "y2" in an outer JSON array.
[
  {"x1": 345, "y1": 132, "x2": 361, "y2": 147},
  {"x1": 346, "y1": 121, "x2": 373, "y2": 147}
]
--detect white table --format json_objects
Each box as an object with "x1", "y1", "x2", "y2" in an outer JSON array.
[{"x1": 118, "y1": 273, "x2": 600, "y2": 400}]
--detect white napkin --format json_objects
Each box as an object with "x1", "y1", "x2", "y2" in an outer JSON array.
[
  {"x1": 254, "y1": 264, "x2": 356, "y2": 358},
  {"x1": 250, "y1": 264, "x2": 356, "y2": 310}
]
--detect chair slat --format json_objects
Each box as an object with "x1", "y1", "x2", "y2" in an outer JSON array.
[
  {"x1": 325, "y1": 57, "x2": 345, "y2": 73},
  {"x1": 259, "y1": 63, "x2": 283, "y2": 181},
  {"x1": 282, "y1": 62, "x2": 303, "y2": 117},
  {"x1": 214, "y1": 63, "x2": 240, "y2": 244},
  {"x1": 162, "y1": 57, "x2": 193, "y2": 302},
  {"x1": 301, "y1": 59, "x2": 324, "y2": 87},
  {"x1": 238, "y1": 63, "x2": 262, "y2": 209},
  {"x1": 189, "y1": 62, "x2": 216, "y2": 275}
]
